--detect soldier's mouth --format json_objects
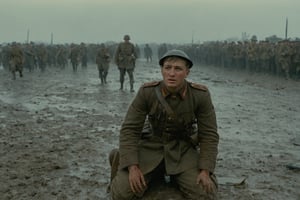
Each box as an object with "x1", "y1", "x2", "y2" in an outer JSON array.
[{"x1": 167, "y1": 79, "x2": 176, "y2": 83}]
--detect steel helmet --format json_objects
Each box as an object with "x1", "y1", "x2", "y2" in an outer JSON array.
[
  {"x1": 251, "y1": 35, "x2": 257, "y2": 42},
  {"x1": 159, "y1": 49, "x2": 193, "y2": 68},
  {"x1": 123, "y1": 35, "x2": 130, "y2": 40}
]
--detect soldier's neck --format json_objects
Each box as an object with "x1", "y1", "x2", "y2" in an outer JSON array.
[{"x1": 165, "y1": 82, "x2": 185, "y2": 94}]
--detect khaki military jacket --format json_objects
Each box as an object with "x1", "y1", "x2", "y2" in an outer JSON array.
[
  {"x1": 10, "y1": 46, "x2": 24, "y2": 65},
  {"x1": 119, "y1": 80, "x2": 219, "y2": 175},
  {"x1": 96, "y1": 48, "x2": 110, "y2": 66},
  {"x1": 69, "y1": 47, "x2": 80, "y2": 62},
  {"x1": 114, "y1": 42, "x2": 136, "y2": 69}
]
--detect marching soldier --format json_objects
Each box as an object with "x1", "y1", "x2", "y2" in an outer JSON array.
[
  {"x1": 23, "y1": 43, "x2": 36, "y2": 72},
  {"x1": 96, "y1": 43, "x2": 111, "y2": 84},
  {"x1": 69, "y1": 44, "x2": 80, "y2": 72},
  {"x1": 144, "y1": 44, "x2": 153, "y2": 63},
  {"x1": 37, "y1": 44, "x2": 48, "y2": 72},
  {"x1": 9, "y1": 42, "x2": 24, "y2": 80},
  {"x1": 80, "y1": 42, "x2": 88, "y2": 69},
  {"x1": 278, "y1": 40, "x2": 292, "y2": 79},
  {"x1": 114, "y1": 35, "x2": 137, "y2": 92}
]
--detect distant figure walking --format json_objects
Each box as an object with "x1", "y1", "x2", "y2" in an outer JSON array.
[
  {"x1": 69, "y1": 44, "x2": 80, "y2": 72},
  {"x1": 144, "y1": 44, "x2": 153, "y2": 63},
  {"x1": 9, "y1": 42, "x2": 24, "y2": 80},
  {"x1": 114, "y1": 35, "x2": 137, "y2": 92},
  {"x1": 96, "y1": 43, "x2": 111, "y2": 84}
]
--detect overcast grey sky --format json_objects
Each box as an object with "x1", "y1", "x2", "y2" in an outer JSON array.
[{"x1": 1, "y1": 0, "x2": 299, "y2": 44}]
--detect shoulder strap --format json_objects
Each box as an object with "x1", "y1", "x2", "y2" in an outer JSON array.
[{"x1": 155, "y1": 86, "x2": 176, "y2": 117}]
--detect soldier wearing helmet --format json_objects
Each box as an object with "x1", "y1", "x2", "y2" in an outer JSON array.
[
  {"x1": 109, "y1": 49, "x2": 219, "y2": 199},
  {"x1": 114, "y1": 34, "x2": 137, "y2": 92},
  {"x1": 9, "y1": 42, "x2": 24, "y2": 80},
  {"x1": 143, "y1": 43, "x2": 153, "y2": 63},
  {"x1": 123, "y1": 35, "x2": 130, "y2": 40},
  {"x1": 96, "y1": 43, "x2": 111, "y2": 84}
]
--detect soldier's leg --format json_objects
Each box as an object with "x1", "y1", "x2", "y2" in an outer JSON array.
[
  {"x1": 103, "y1": 70, "x2": 108, "y2": 84},
  {"x1": 12, "y1": 70, "x2": 16, "y2": 80},
  {"x1": 285, "y1": 68, "x2": 290, "y2": 80},
  {"x1": 127, "y1": 69, "x2": 134, "y2": 92},
  {"x1": 99, "y1": 68, "x2": 104, "y2": 84},
  {"x1": 110, "y1": 169, "x2": 145, "y2": 200},
  {"x1": 9, "y1": 61, "x2": 16, "y2": 80},
  {"x1": 108, "y1": 148, "x2": 120, "y2": 192},
  {"x1": 72, "y1": 62, "x2": 75, "y2": 72},
  {"x1": 19, "y1": 69, "x2": 23, "y2": 77},
  {"x1": 109, "y1": 152, "x2": 166, "y2": 200},
  {"x1": 282, "y1": 62, "x2": 290, "y2": 79},
  {"x1": 276, "y1": 62, "x2": 282, "y2": 76},
  {"x1": 75, "y1": 62, "x2": 78, "y2": 72},
  {"x1": 296, "y1": 65, "x2": 300, "y2": 78},
  {"x1": 119, "y1": 68, "x2": 126, "y2": 90},
  {"x1": 174, "y1": 167, "x2": 218, "y2": 200},
  {"x1": 18, "y1": 65, "x2": 23, "y2": 77}
]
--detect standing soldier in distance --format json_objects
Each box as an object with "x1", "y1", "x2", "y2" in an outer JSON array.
[
  {"x1": 56, "y1": 45, "x2": 68, "y2": 69},
  {"x1": 9, "y1": 42, "x2": 24, "y2": 80},
  {"x1": 135, "y1": 44, "x2": 141, "y2": 59},
  {"x1": 23, "y1": 43, "x2": 36, "y2": 72},
  {"x1": 278, "y1": 40, "x2": 292, "y2": 79},
  {"x1": 69, "y1": 44, "x2": 80, "y2": 72},
  {"x1": 144, "y1": 44, "x2": 153, "y2": 63},
  {"x1": 114, "y1": 35, "x2": 137, "y2": 92},
  {"x1": 80, "y1": 42, "x2": 88, "y2": 69},
  {"x1": 96, "y1": 43, "x2": 111, "y2": 84}
]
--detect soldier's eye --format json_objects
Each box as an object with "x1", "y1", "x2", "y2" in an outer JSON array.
[
  {"x1": 174, "y1": 67, "x2": 184, "y2": 71},
  {"x1": 163, "y1": 65, "x2": 172, "y2": 70}
]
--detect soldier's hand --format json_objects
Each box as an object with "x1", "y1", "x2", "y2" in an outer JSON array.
[
  {"x1": 196, "y1": 169, "x2": 216, "y2": 194},
  {"x1": 128, "y1": 165, "x2": 147, "y2": 194}
]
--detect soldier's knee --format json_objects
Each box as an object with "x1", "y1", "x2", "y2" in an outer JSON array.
[
  {"x1": 178, "y1": 171, "x2": 218, "y2": 200},
  {"x1": 110, "y1": 172, "x2": 136, "y2": 200}
]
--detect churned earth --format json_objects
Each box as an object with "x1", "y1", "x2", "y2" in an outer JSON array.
[{"x1": 0, "y1": 60, "x2": 299, "y2": 200}]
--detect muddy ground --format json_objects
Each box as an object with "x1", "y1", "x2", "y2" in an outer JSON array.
[{"x1": 0, "y1": 60, "x2": 299, "y2": 200}]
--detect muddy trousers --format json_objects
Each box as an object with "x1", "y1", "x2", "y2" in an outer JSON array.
[
  {"x1": 98, "y1": 69, "x2": 108, "y2": 84},
  {"x1": 71, "y1": 61, "x2": 78, "y2": 72},
  {"x1": 279, "y1": 60, "x2": 290, "y2": 80},
  {"x1": 110, "y1": 162, "x2": 218, "y2": 200},
  {"x1": 118, "y1": 68, "x2": 134, "y2": 91}
]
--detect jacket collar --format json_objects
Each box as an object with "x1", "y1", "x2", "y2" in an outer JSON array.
[{"x1": 160, "y1": 80, "x2": 187, "y2": 99}]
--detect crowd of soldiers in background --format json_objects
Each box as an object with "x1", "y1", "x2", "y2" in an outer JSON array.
[
  {"x1": 183, "y1": 37, "x2": 300, "y2": 80},
  {"x1": 0, "y1": 36, "x2": 299, "y2": 80}
]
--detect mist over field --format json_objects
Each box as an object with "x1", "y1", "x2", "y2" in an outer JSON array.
[{"x1": 1, "y1": 0, "x2": 300, "y2": 44}]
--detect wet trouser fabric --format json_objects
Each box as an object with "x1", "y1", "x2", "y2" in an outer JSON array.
[
  {"x1": 118, "y1": 68, "x2": 134, "y2": 90},
  {"x1": 110, "y1": 161, "x2": 218, "y2": 200}
]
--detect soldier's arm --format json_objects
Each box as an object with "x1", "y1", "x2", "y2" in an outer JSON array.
[
  {"x1": 194, "y1": 87, "x2": 219, "y2": 173},
  {"x1": 118, "y1": 86, "x2": 149, "y2": 170}
]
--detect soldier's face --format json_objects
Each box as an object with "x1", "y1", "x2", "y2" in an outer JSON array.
[{"x1": 161, "y1": 58, "x2": 189, "y2": 91}]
